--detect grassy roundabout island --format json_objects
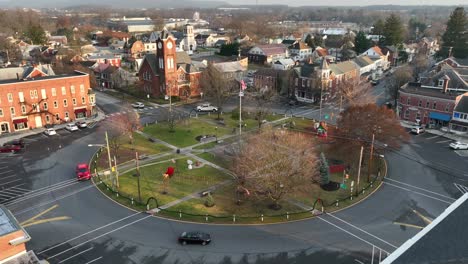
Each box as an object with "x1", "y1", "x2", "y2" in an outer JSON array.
[{"x1": 92, "y1": 113, "x2": 386, "y2": 224}]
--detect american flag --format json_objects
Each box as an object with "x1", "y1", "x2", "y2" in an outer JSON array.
[{"x1": 240, "y1": 80, "x2": 247, "y2": 90}]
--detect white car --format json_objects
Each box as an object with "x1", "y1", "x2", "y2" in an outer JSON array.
[
  {"x1": 131, "y1": 102, "x2": 145, "y2": 109},
  {"x1": 44, "y1": 128, "x2": 57, "y2": 136},
  {"x1": 196, "y1": 103, "x2": 218, "y2": 112},
  {"x1": 65, "y1": 123, "x2": 79, "y2": 132},
  {"x1": 75, "y1": 121, "x2": 87, "y2": 128},
  {"x1": 450, "y1": 142, "x2": 468, "y2": 150},
  {"x1": 411, "y1": 127, "x2": 425, "y2": 135}
]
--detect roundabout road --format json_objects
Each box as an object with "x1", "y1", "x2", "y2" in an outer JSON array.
[{"x1": 3, "y1": 101, "x2": 465, "y2": 264}]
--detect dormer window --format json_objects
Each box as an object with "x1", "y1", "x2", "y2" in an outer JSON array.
[{"x1": 438, "y1": 80, "x2": 444, "y2": 87}]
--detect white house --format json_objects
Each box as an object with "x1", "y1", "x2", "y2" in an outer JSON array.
[
  {"x1": 272, "y1": 58, "x2": 295, "y2": 70},
  {"x1": 248, "y1": 44, "x2": 289, "y2": 64},
  {"x1": 288, "y1": 41, "x2": 312, "y2": 62}
]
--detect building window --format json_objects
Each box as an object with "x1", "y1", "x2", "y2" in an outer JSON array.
[
  {"x1": 81, "y1": 97, "x2": 86, "y2": 104},
  {"x1": 433, "y1": 102, "x2": 437, "y2": 109},
  {"x1": 407, "y1": 98, "x2": 411, "y2": 105},
  {"x1": 416, "y1": 112, "x2": 421, "y2": 121},
  {"x1": 43, "y1": 102, "x2": 48, "y2": 110},
  {"x1": 438, "y1": 80, "x2": 444, "y2": 87},
  {"x1": 302, "y1": 79, "x2": 305, "y2": 87},
  {"x1": 14, "y1": 121, "x2": 27, "y2": 130},
  {"x1": 65, "y1": 112, "x2": 69, "y2": 119},
  {"x1": 61, "y1": 87, "x2": 66, "y2": 95},
  {"x1": 45, "y1": 115, "x2": 50, "y2": 123},
  {"x1": 404, "y1": 110, "x2": 409, "y2": 119},
  {"x1": 10, "y1": 107, "x2": 15, "y2": 116},
  {"x1": 7, "y1": 93, "x2": 13, "y2": 102},
  {"x1": 34, "y1": 90, "x2": 38, "y2": 98},
  {"x1": 52, "y1": 88, "x2": 57, "y2": 96},
  {"x1": 445, "y1": 104, "x2": 450, "y2": 112},
  {"x1": 63, "y1": 99, "x2": 68, "y2": 107},
  {"x1": 71, "y1": 86, "x2": 75, "y2": 94},
  {"x1": 55, "y1": 114, "x2": 60, "y2": 121},
  {"x1": 418, "y1": 100, "x2": 422, "y2": 107},
  {"x1": 72, "y1": 98, "x2": 77, "y2": 105},
  {"x1": 89, "y1": 96, "x2": 95, "y2": 104},
  {"x1": 0, "y1": 109, "x2": 3, "y2": 117},
  {"x1": 295, "y1": 78, "x2": 298, "y2": 86},
  {"x1": 426, "y1": 101, "x2": 430, "y2": 108},
  {"x1": 80, "y1": 85, "x2": 85, "y2": 94},
  {"x1": 30, "y1": 90, "x2": 38, "y2": 99},
  {"x1": 54, "y1": 101, "x2": 58, "y2": 108},
  {"x1": 21, "y1": 105, "x2": 26, "y2": 114}
]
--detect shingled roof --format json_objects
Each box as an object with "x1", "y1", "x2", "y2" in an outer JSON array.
[
  {"x1": 329, "y1": 61, "x2": 359, "y2": 75},
  {"x1": 454, "y1": 96, "x2": 468, "y2": 113},
  {"x1": 253, "y1": 44, "x2": 288, "y2": 56}
]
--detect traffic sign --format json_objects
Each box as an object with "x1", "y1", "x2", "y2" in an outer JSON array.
[{"x1": 239, "y1": 92, "x2": 244, "y2": 97}]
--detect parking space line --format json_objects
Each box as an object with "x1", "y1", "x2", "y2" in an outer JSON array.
[
  {"x1": 0, "y1": 192, "x2": 14, "y2": 198},
  {"x1": 426, "y1": 135, "x2": 439, "y2": 140},
  {"x1": 0, "y1": 189, "x2": 25, "y2": 196},
  {"x1": 0, "y1": 175, "x2": 18, "y2": 180},
  {"x1": 0, "y1": 166, "x2": 9, "y2": 169},
  {"x1": 10, "y1": 186, "x2": 30, "y2": 192},
  {"x1": 57, "y1": 247, "x2": 94, "y2": 263},
  {"x1": 84, "y1": 256, "x2": 102, "y2": 264},
  {"x1": 435, "y1": 140, "x2": 452, "y2": 144},
  {"x1": 0, "y1": 170, "x2": 14, "y2": 175},
  {"x1": 384, "y1": 182, "x2": 452, "y2": 204},
  {"x1": 454, "y1": 183, "x2": 468, "y2": 194},
  {"x1": 0, "y1": 179, "x2": 21, "y2": 186},
  {"x1": 385, "y1": 178, "x2": 456, "y2": 200}
]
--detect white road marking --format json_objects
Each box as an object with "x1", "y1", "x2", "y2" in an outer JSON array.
[
  {"x1": 84, "y1": 256, "x2": 103, "y2": 264},
  {"x1": 0, "y1": 166, "x2": 9, "y2": 169},
  {"x1": 0, "y1": 192, "x2": 14, "y2": 198},
  {"x1": 46, "y1": 215, "x2": 152, "y2": 260},
  {"x1": 10, "y1": 186, "x2": 30, "y2": 192},
  {"x1": 355, "y1": 259, "x2": 365, "y2": 264},
  {"x1": 317, "y1": 216, "x2": 390, "y2": 254},
  {"x1": 38, "y1": 212, "x2": 143, "y2": 254},
  {"x1": 0, "y1": 179, "x2": 21, "y2": 186},
  {"x1": 426, "y1": 135, "x2": 439, "y2": 140},
  {"x1": 383, "y1": 182, "x2": 452, "y2": 204},
  {"x1": 0, "y1": 175, "x2": 18, "y2": 180},
  {"x1": 0, "y1": 170, "x2": 14, "y2": 175},
  {"x1": 454, "y1": 150, "x2": 468, "y2": 157},
  {"x1": 327, "y1": 213, "x2": 398, "y2": 249},
  {"x1": 57, "y1": 247, "x2": 94, "y2": 263},
  {"x1": 385, "y1": 178, "x2": 456, "y2": 201},
  {"x1": 454, "y1": 183, "x2": 468, "y2": 194},
  {"x1": 5, "y1": 180, "x2": 81, "y2": 206},
  {"x1": 435, "y1": 140, "x2": 452, "y2": 144}
]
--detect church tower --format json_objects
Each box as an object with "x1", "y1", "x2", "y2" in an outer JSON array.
[
  {"x1": 182, "y1": 24, "x2": 196, "y2": 54},
  {"x1": 157, "y1": 29, "x2": 178, "y2": 96}
]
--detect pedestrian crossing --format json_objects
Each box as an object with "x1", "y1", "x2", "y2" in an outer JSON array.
[
  {"x1": 454, "y1": 183, "x2": 468, "y2": 194},
  {"x1": 104, "y1": 107, "x2": 156, "y2": 118},
  {"x1": 0, "y1": 185, "x2": 31, "y2": 203}
]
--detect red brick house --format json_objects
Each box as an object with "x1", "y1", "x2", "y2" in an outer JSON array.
[
  {"x1": 398, "y1": 68, "x2": 468, "y2": 127},
  {"x1": 0, "y1": 68, "x2": 94, "y2": 134},
  {"x1": 253, "y1": 69, "x2": 280, "y2": 91},
  {"x1": 137, "y1": 30, "x2": 201, "y2": 98}
]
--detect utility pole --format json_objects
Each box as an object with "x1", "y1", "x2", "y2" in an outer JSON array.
[
  {"x1": 105, "y1": 131, "x2": 113, "y2": 184},
  {"x1": 319, "y1": 83, "x2": 323, "y2": 121},
  {"x1": 367, "y1": 133, "x2": 375, "y2": 183},
  {"x1": 135, "y1": 152, "x2": 142, "y2": 203},
  {"x1": 356, "y1": 146, "x2": 364, "y2": 196},
  {"x1": 114, "y1": 155, "x2": 119, "y2": 189},
  {"x1": 239, "y1": 82, "x2": 242, "y2": 135}
]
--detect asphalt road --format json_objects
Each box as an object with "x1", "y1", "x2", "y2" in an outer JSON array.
[{"x1": 2, "y1": 92, "x2": 467, "y2": 264}]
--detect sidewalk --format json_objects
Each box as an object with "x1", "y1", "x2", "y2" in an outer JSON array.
[
  {"x1": 400, "y1": 120, "x2": 468, "y2": 142},
  {"x1": 0, "y1": 107, "x2": 106, "y2": 146}
]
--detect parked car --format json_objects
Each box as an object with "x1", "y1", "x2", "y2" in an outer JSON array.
[
  {"x1": 196, "y1": 103, "x2": 218, "y2": 112},
  {"x1": 178, "y1": 231, "x2": 211, "y2": 246},
  {"x1": 0, "y1": 145, "x2": 21, "y2": 153},
  {"x1": 450, "y1": 142, "x2": 468, "y2": 150},
  {"x1": 3, "y1": 139, "x2": 25, "y2": 148},
  {"x1": 76, "y1": 163, "x2": 91, "y2": 180},
  {"x1": 65, "y1": 123, "x2": 79, "y2": 132},
  {"x1": 44, "y1": 128, "x2": 57, "y2": 136},
  {"x1": 131, "y1": 102, "x2": 145, "y2": 109},
  {"x1": 75, "y1": 121, "x2": 87, "y2": 128},
  {"x1": 411, "y1": 127, "x2": 425, "y2": 135}
]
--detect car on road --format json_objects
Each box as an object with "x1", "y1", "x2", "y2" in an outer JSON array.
[
  {"x1": 65, "y1": 123, "x2": 79, "y2": 132},
  {"x1": 0, "y1": 145, "x2": 21, "y2": 153},
  {"x1": 450, "y1": 142, "x2": 468, "y2": 150},
  {"x1": 411, "y1": 127, "x2": 425, "y2": 135},
  {"x1": 3, "y1": 139, "x2": 25, "y2": 148},
  {"x1": 131, "y1": 102, "x2": 145, "y2": 109},
  {"x1": 75, "y1": 121, "x2": 87, "y2": 128},
  {"x1": 196, "y1": 103, "x2": 218, "y2": 112},
  {"x1": 44, "y1": 128, "x2": 57, "y2": 136},
  {"x1": 76, "y1": 163, "x2": 91, "y2": 180},
  {"x1": 178, "y1": 231, "x2": 211, "y2": 246}
]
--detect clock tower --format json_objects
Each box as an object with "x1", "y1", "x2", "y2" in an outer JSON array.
[{"x1": 157, "y1": 29, "x2": 178, "y2": 97}]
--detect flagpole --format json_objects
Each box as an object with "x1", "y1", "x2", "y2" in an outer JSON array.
[{"x1": 239, "y1": 81, "x2": 242, "y2": 135}]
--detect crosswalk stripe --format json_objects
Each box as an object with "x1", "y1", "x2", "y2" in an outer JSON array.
[
  {"x1": 435, "y1": 140, "x2": 452, "y2": 144},
  {"x1": 454, "y1": 183, "x2": 468, "y2": 194}
]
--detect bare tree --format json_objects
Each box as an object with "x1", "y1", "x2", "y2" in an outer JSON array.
[
  {"x1": 411, "y1": 53, "x2": 430, "y2": 79},
  {"x1": 335, "y1": 78, "x2": 376, "y2": 107},
  {"x1": 200, "y1": 62, "x2": 231, "y2": 120},
  {"x1": 387, "y1": 66, "x2": 413, "y2": 108},
  {"x1": 107, "y1": 107, "x2": 141, "y2": 146},
  {"x1": 248, "y1": 85, "x2": 278, "y2": 128},
  {"x1": 232, "y1": 128, "x2": 320, "y2": 209}
]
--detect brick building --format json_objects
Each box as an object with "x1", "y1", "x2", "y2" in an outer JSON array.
[
  {"x1": 253, "y1": 69, "x2": 280, "y2": 92},
  {"x1": 0, "y1": 68, "x2": 95, "y2": 135},
  {"x1": 137, "y1": 29, "x2": 201, "y2": 98}
]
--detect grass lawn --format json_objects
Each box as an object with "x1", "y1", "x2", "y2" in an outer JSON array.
[
  {"x1": 163, "y1": 183, "x2": 307, "y2": 224},
  {"x1": 116, "y1": 157, "x2": 232, "y2": 207},
  {"x1": 196, "y1": 152, "x2": 231, "y2": 169},
  {"x1": 143, "y1": 118, "x2": 231, "y2": 148},
  {"x1": 199, "y1": 112, "x2": 284, "y2": 133}
]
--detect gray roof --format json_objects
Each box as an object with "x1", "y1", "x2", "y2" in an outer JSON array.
[
  {"x1": 176, "y1": 51, "x2": 191, "y2": 65},
  {"x1": 213, "y1": 61, "x2": 246, "y2": 73},
  {"x1": 0, "y1": 71, "x2": 87, "y2": 85},
  {"x1": 426, "y1": 69, "x2": 468, "y2": 89},
  {"x1": 300, "y1": 63, "x2": 317, "y2": 78},
  {"x1": 141, "y1": 54, "x2": 158, "y2": 75},
  {"x1": 454, "y1": 96, "x2": 468, "y2": 113},
  {"x1": 400, "y1": 82, "x2": 461, "y2": 100},
  {"x1": 329, "y1": 61, "x2": 358, "y2": 75},
  {"x1": 0, "y1": 205, "x2": 20, "y2": 236},
  {"x1": 385, "y1": 194, "x2": 468, "y2": 264},
  {"x1": 353, "y1": 56, "x2": 374, "y2": 67},
  {"x1": 0, "y1": 65, "x2": 55, "y2": 81}
]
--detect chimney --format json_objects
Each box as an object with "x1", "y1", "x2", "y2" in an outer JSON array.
[{"x1": 443, "y1": 78, "x2": 449, "y2": 93}]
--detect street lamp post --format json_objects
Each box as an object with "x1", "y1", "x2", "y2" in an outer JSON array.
[
  {"x1": 88, "y1": 131, "x2": 119, "y2": 190},
  {"x1": 319, "y1": 83, "x2": 324, "y2": 121}
]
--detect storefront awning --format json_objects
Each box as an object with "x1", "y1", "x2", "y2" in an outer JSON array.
[
  {"x1": 12, "y1": 118, "x2": 28, "y2": 124},
  {"x1": 429, "y1": 112, "x2": 451, "y2": 122},
  {"x1": 74, "y1": 108, "x2": 87, "y2": 114}
]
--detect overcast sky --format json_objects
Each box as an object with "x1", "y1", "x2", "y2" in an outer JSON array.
[{"x1": 221, "y1": 0, "x2": 466, "y2": 6}]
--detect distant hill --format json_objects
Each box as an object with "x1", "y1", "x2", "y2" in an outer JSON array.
[{"x1": 0, "y1": 0, "x2": 229, "y2": 9}]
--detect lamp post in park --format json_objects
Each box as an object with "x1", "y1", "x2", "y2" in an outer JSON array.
[{"x1": 88, "y1": 131, "x2": 119, "y2": 189}]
